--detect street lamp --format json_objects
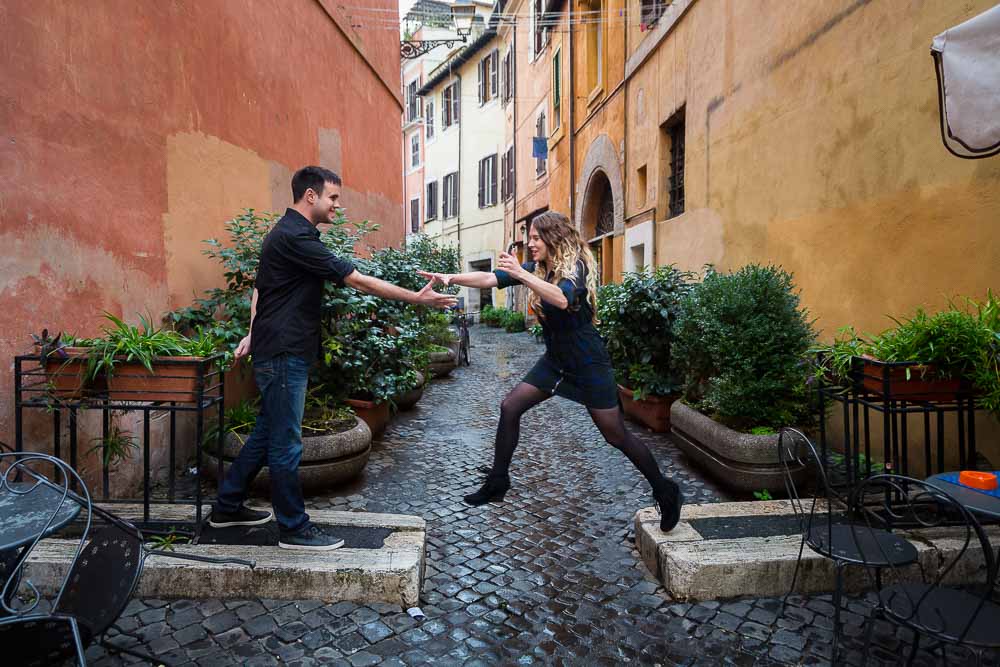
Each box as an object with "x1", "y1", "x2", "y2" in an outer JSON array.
[{"x1": 400, "y1": 2, "x2": 477, "y2": 60}]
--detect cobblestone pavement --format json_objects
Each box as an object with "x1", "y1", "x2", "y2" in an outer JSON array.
[{"x1": 88, "y1": 327, "x2": 998, "y2": 666}]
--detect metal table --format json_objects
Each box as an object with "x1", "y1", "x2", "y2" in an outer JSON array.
[
  {"x1": 0, "y1": 481, "x2": 82, "y2": 553},
  {"x1": 925, "y1": 472, "x2": 1000, "y2": 521}
]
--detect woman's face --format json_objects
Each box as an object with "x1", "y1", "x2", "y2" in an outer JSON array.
[{"x1": 527, "y1": 228, "x2": 549, "y2": 262}]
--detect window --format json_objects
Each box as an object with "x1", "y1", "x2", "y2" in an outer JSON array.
[
  {"x1": 501, "y1": 146, "x2": 514, "y2": 201},
  {"x1": 406, "y1": 80, "x2": 421, "y2": 122},
  {"x1": 478, "y1": 50, "x2": 500, "y2": 105},
  {"x1": 640, "y1": 0, "x2": 667, "y2": 29},
  {"x1": 636, "y1": 164, "x2": 647, "y2": 207},
  {"x1": 442, "y1": 82, "x2": 460, "y2": 128},
  {"x1": 667, "y1": 117, "x2": 685, "y2": 218},
  {"x1": 410, "y1": 133, "x2": 420, "y2": 168},
  {"x1": 478, "y1": 154, "x2": 498, "y2": 208},
  {"x1": 442, "y1": 172, "x2": 459, "y2": 218},
  {"x1": 426, "y1": 181, "x2": 438, "y2": 221},
  {"x1": 583, "y1": 0, "x2": 604, "y2": 94},
  {"x1": 425, "y1": 101, "x2": 435, "y2": 141},
  {"x1": 410, "y1": 198, "x2": 420, "y2": 233},
  {"x1": 552, "y1": 49, "x2": 562, "y2": 131},
  {"x1": 532, "y1": 0, "x2": 550, "y2": 59},
  {"x1": 535, "y1": 112, "x2": 547, "y2": 177},
  {"x1": 501, "y1": 49, "x2": 513, "y2": 106}
]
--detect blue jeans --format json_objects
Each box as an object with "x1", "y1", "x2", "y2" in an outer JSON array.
[{"x1": 215, "y1": 354, "x2": 310, "y2": 534}]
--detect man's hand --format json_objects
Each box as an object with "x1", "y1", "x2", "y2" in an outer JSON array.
[
  {"x1": 234, "y1": 334, "x2": 252, "y2": 361},
  {"x1": 415, "y1": 279, "x2": 458, "y2": 309},
  {"x1": 417, "y1": 270, "x2": 452, "y2": 286},
  {"x1": 497, "y1": 252, "x2": 526, "y2": 277}
]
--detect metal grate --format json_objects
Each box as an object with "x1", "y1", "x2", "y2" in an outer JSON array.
[{"x1": 668, "y1": 120, "x2": 685, "y2": 218}]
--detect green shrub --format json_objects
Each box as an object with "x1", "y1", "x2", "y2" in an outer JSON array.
[
  {"x1": 480, "y1": 305, "x2": 496, "y2": 326},
  {"x1": 503, "y1": 311, "x2": 526, "y2": 333},
  {"x1": 674, "y1": 265, "x2": 816, "y2": 431},
  {"x1": 596, "y1": 266, "x2": 695, "y2": 400}
]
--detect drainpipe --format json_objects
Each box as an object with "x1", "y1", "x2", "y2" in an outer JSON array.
[
  {"x1": 568, "y1": 6, "x2": 575, "y2": 227},
  {"x1": 509, "y1": 16, "x2": 518, "y2": 311},
  {"x1": 456, "y1": 70, "x2": 463, "y2": 263}
]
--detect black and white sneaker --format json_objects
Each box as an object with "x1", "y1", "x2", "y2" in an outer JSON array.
[
  {"x1": 278, "y1": 523, "x2": 345, "y2": 551},
  {"x1": 208, "y1": 506, "x2": 273, "y2": 528}
]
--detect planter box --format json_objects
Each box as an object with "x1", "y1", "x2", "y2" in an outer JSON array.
[
  {"x1": 670, "y1": 402, "x2": 808, "y2": 494},
  {"x1": 40, "y1": 347, "x2": 92, "y2": 398},
  {"x1": 618, "y1": 385, "x2": 677, "y2": 433},
  {"x1": 207, "y1": 418, "x2": 372, "y2": 491},
  {"x1": 346, "y1": 397, "x2": 391, "y2": 439},
  {"x1": 856, "y1": 356, "x2": 965, "y2": 402},
  {"x1": 107, "y1": 357, "x2": 213, "y2": 403}
]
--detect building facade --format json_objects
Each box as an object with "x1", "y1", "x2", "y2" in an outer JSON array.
[{"x1": 0, "y1": 0, "x2": 407, "y2": 445}]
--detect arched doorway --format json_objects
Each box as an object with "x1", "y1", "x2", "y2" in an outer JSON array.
[{"x1": 581, "y1": 171, "x2": 615, "y2": 284}]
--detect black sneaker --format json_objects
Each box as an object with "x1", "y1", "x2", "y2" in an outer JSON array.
[
  {"x1": 208, "y1": 506, "x2": 273, "y2": 528},
  {"x1": 278, "y1": 523, "x2": 345, "y2": 551}
]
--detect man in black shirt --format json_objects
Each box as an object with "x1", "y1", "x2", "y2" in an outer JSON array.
[{"x1": 210, "y1": 166, "x2": 456, "y2": 551}]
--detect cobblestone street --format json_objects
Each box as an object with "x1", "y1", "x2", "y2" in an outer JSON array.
[{"x1": 89, "y1": 327, "x2": 996, "y2": 666}]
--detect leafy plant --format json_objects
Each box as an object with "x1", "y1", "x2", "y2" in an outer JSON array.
[
  {"x1": 501, "y1": 310, "x2": 526, "y2": 333},
  {"x1": 87, "y1": 423, "x2": 139, "y2": 467},
  {"x1": 148, "y1": 533, "x2": 190, "y2": 551},
  {"x1": 674, "y1": 265, "x2": 816, "y2": 431},
  {"x1": 86, "y1": 313, "x2": 191, "y2": 381},
  {"x1": 753, "y1": 489, "x2": 773, "y2": 501},
  {"x1": 596, "y1": 266, "x2": 695, "y2": 400},
  {"x1": 529, "y1": 323, "x2": 544, "y2": 341},
  {"x1": 750, "y1": 426, "x2": 777, "y2": 435}
]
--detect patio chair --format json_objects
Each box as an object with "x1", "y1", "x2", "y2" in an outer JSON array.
[
  {"x1": 851, "y1": 475, "x2": 1000, "y2": 666},
  {"x1": 778, "y1": 428, "x2": 919, "y2": 662}
]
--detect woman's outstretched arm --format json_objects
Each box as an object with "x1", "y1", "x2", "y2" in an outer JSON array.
[
  {"x1": 495, "y1": 253, "x2": 569, "y2": 310},
  {"x1": 417, "y1": 270, "x2": 498, "y2": 289}
]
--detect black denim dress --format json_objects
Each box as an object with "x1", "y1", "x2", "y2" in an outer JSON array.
[{"x1": 494, "y1": 260, "x2": 618, "y2": 409}]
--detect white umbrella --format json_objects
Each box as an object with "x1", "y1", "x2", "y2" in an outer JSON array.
[{"x1": 931, "y1": 3, "x2": 1000, "y2": 158}]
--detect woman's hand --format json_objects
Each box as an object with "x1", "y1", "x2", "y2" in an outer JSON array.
[
  {"x1": 497, "y1": 252, "x2": 526, "y2": 278},
  {"x1": 416, "y1": 270, "x2": 452, "y2": 286}
]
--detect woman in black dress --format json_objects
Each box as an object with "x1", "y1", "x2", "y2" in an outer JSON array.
[{"x1": 418, "y1": 212, "x2": 683, "y2": 532}]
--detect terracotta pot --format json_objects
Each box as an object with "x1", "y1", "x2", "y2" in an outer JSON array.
[
  {"x1": 858, "y1": 356, "x2": 964, "y2": 402},
  {"x1": 346, "y1": 397, "x2": 391, "y2": 438},
  {"x1": 107, "y1": 357, "x2": 211, "y2": 403},
  {"x1": 618, "y1": 385, "x2": 677, "y2": 433},
  {"x1": 40, "y1": 346, "x2": 92, "y2": 398}
]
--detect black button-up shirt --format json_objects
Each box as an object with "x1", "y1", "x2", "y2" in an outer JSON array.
[{"x1": 251, "y1": 209, "x2": 355, "y2": 364}]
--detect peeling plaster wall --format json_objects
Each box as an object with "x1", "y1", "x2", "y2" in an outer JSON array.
[{"x1": 0, "y1": 0, "x2": 404, "y2": 485}]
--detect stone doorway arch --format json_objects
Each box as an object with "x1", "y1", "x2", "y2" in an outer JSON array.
[{"x1": 575, "y1": 134, "x2": 624, "y2": 240}]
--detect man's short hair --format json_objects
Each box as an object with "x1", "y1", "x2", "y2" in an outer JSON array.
[{"x1": 292, "y1": 166, "x2": 342, "y2": 202}]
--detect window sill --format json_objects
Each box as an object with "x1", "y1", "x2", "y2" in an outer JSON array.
[
  {"x1": 586, "y1": 85, "x2": 605, "y2": 109},
  {"x1": 549, "y1": 124, "x2": 564, "y2": 148}
]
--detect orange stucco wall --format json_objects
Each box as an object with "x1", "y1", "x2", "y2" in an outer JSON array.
[{"x1": 0, "y1": 1, "x2": 404, "y2": 456}]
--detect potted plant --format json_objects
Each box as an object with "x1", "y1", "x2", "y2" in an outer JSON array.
[
  {"x1": 671, "y1": 265, "x2": 816, "y2": 493},
  {"x1": 84, "y1": 313, "x2": 220, "y2": 403},
  {"x1": 596, "y1": 266, "x2": 694, "y2": 432},
  {"x1": 814, "y1": 292, "x2": 1000, "y2": 415},
  {"x1": 206, "y1": 395, "x2": 372, "y2": 491},
  {"x1": 31, "y1": 329, "x2": 97, "y2": 398},
  {"x1": 529, "y1": 323, "x2": 544, "y2": 343}
]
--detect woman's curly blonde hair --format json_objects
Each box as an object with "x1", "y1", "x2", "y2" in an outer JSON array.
[{"x1": 526, "y1": 212, "x2": 599, "y2": 322}]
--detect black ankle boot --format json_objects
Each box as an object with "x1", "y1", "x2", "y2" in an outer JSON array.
[
  {"x1": 653, "y1": 479, "x2": 684, "y2": 533},
  {"x1": 464, "y1": 474, "x2": 510, "y2": 506}
]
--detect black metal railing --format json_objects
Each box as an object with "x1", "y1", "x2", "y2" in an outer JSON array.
[{"x1": 14, "y1": 353, "x2": 225, "y2": 537}]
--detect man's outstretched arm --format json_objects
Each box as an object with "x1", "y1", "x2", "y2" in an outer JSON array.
[{"x1": 344, "y1": 271, "x2": 457, "y2": 309}]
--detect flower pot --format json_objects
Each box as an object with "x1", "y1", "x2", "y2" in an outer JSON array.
[
  {"x1": 207, "y1": 418, "x2": 372, "y2": 491},
  {"x1": 107, "y1": 357, "x2": 210, "y2": 403},
  {"x1": 392, "y1": 372, "x2": 426, "y2": 411},
  {"x1": 39, "y1": 346, "x2": 92, "y2": 398},
  {"x1": 427, "y1": 348, "x2": 457, "y2": 378},
  {"x1": 857, "y1": 356, "x2": 965, "y2": 402},
  {"x1": 345, "y1": 397, "x2": 391, "y2": 438},
  {"x1": 618, "y1": 385, "x2": 677, "y2": 433},
  {"x1": 669, "y1": 402, "x2": 809, "y2": 494}
]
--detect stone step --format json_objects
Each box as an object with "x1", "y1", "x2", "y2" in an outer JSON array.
[
  {"x1": 635, "y1": 501, "x2": 996, "y2": 601},
  {"x1": 24, "y1": 506, "x2": 426, "y2": 608}
]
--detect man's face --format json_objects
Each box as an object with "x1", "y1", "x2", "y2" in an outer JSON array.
[{"x1": 306, "y1": 181, "x2": 342, "y2": 225}]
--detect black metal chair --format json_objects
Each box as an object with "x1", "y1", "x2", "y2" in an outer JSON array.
[
  {"x1": 778, "y1": 428, "x2": 919, "y2": 663},
  {"x1": 851, "y1": 475, "x2": 1000, "y2": 666},
  {"x1": 0, "y1": 447, "x2": 255, "y2": 666}
]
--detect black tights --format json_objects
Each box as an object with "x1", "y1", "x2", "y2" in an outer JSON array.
[{"x1": 488, "y1": 382, "x2": 669, "y2": 492}]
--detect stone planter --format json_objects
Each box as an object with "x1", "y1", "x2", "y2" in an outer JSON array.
[
  {"x1": 346, "y1": 397, "x2": 391, "y2": 438},
  {"x1": 669, "y1": 402, "x2": 808, "y2": 493},
  {"x1": 427, "y1": 348, "x2": 457, "y2": 378},
  {"x1": 392, "y1": 372, "x2": 425, "y2": 412},
  {"x1": 618, "y1": 385, "x2": 677, "y2": 433},
  {"x1": 206, "y1": 418, "x2": 372, "y2": 492}
]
